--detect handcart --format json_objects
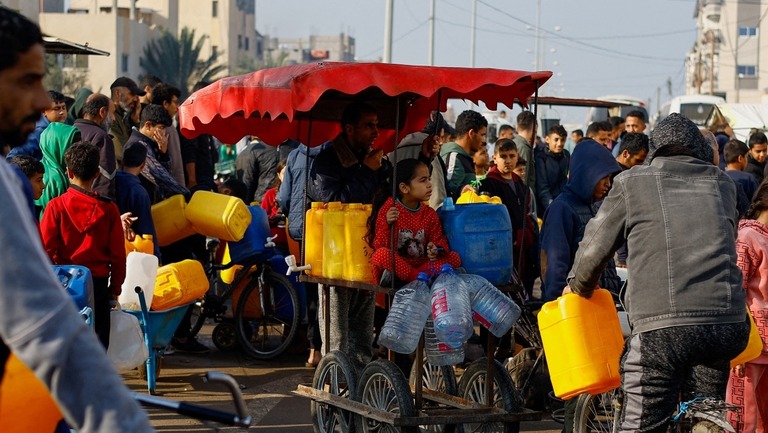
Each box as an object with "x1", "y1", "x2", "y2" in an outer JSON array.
[
  {"x1": 294, "y1": 276, "x2": 541, "y2": 433},
  {"x1": 125, "y1": 286, "x2": 191, "y2": 394}
]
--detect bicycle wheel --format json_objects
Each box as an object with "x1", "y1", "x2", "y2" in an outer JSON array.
[
  {"x1": 356, "y1": 359, "x2": 417, "y2": 433},
  {"x1": 189, "y1": 299, "x2": 206, "y2": 338},
  {"x1": 235, "y1": 269, "x2": 299, "y2": 359},
  {"x1": 408, "y1": 358, "x2": 458, "y2": 433},
  {"x1": 457, "y1": 358, "x2": 522, "y2": 433},
  {"x1": 311, "y1": 350, "x2": 358, "y2": 433},
  {"x1": 573, "y1": 389, "x2": 622, "y2": 433}
]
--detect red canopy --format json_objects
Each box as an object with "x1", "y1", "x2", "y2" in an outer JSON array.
[{"x1": 178, "y1": 62, "x2": 552, "y2": 151}]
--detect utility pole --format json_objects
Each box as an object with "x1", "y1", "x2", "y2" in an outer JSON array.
[
  {"x1": 696, "y1": 49, "x2": 703, "y2": 94},
  {"x1": 470, "y1": 0, "x2": 477, "y2": 68},
  {"x1": 428, "y1": 0, "x2": 435, "y2": 65},
  {"x1": 534, "y1": 0, "x2": 541, "y2": 70},
  {"x1": 383, "y1": 0, "x2": 394, "y2": 63},
  {"x1": 709, "y1": 31, "x2": 716, "y2": 96}
]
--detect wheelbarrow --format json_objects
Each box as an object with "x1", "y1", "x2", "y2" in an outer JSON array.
[{"x1": 124, "y1": 286, "x2": 190, "y2": 394}]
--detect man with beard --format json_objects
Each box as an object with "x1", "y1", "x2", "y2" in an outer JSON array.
[
  {"x1": 0, "y1": 7, "x2": 154, "y2": 432},
  {"x1": 108, "y1": 76, "x2": 144, "y2": 165},
  {"x1": 74, "y1": 93, "x2": 116, "y2": 198}
]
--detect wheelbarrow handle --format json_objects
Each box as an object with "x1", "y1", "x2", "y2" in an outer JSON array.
[
  {"x1": 132, "y1": 392, "x2": 253, "y2": 427},
  {"x1": 204, "y1": 371, "x2": 250, "y2": 421}
]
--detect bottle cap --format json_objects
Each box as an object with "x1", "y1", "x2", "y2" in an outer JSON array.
[
  {"x1": 417, "y1": 272, "x2": 429, "y2": 282},
  {"x1": 440, "y1": 264, "x2": 454, "y2": 273}
]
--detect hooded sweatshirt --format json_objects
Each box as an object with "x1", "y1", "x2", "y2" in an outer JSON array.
[
  {"x1": 540, "y1": 140, "x2": 622, "y2": 301},
  {"x1": 735, "y1": 218, "x2": 768, "y2": 363},
  {"x1": 278, "y1": 142, "x2": 330, "y2": 240},
  {"x1": 40, "y1": 185, "x2": 126, "y2": 295},
  {"x1": 440, "y1": 141, "x2": 475, "y2": 201},
  {"x1": 67, "y1": 88, "x2": 93, "y2": 124},
  {"x1": 35, "y1": 122, "x2": 81, "y2": 212}
]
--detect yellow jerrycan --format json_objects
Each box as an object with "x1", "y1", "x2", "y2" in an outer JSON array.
[
  {"x1": 322, "y1": 202, "x2": 345, "y2": 279},
  {"x1": 343, "y1": 203, "x2": 374, "y2": 282},
  {"x1": 730, "y1": 307, "x2": 765, "y2": 368},
  {"x1": 538, "y1": 288, "x2": 624, "y2": 399},
  {"x1": 304, "y1": 202, "x2": 326, "y2": 276}
]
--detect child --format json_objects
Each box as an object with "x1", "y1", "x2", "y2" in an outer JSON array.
[
  {"x1": 368, "y1": 158, "x2": 461, "y2": 285},
  {"x1": 534, "y1": 124, "x2": 570, "y2": 218},
  {"x1": 40, "y1": 142, "x2": 126, "y2": 349},
  {"x1": 727, "y1": 180, "x2": 768, "y2": 433},
  {"x1": 261, "y1": 159, "x2": 286, "y2": 218},
  {"x1": 9, "y1": 155, "x2": 45, "y2": 200},
  {"x1": 115, "y1": 140, "x2": 160, "y2": 259}
]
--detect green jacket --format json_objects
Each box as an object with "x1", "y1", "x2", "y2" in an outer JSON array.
[
  {"x1": 36, "y1": 123, "x2": 81, "y2": 213},
  {"x1": 439, "y1": 141, "x2": 476, "y2": 200}
]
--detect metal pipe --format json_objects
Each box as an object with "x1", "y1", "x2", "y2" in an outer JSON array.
[
  {"x1": 383, "y1": 0, "x2": 394, "y2": 63},
  {"x1": 428, "y1": 0, "x2": 436, "y2": 65}
]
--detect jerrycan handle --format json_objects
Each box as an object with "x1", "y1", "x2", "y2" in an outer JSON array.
[{"x1": 284, "y1": 255, "x2": 311, "y2": 276}]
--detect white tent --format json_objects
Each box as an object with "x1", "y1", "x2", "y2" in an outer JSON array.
[{"x1": 707, "y1": 103, "x2": 768, "y2": 141}]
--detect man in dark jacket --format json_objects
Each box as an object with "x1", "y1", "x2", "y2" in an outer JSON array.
[
  {"x1": 75, "y1": 93, "x2": 116, "y2": 199},
  {"x1": 243, "y1": 137, "x2": 278, "y2": 204},
  {"x1": 535, "y1": 124, "x2": 570, "y2": 217},
  {"x1": 566, "y1": 114, "x2": 750, "y2": 433},
  {"x1": 440, "y1": 110, "x2": 487, "y2": 201},
  {"x1": 746, "y1": 131, "x2": 767, "y2": 184},
  {"x1": 308, "y1": 102, "x2": 390, "y2": 371}
]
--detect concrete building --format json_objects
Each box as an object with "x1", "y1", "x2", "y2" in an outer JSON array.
[
  {"x1": 687, "y1": 0, "x2": 768, "y2": 103},
  {"x1": 264, "y1": 33, "x2": 355, "y2": 65},
  {"x1": 0, "y1": 0, "x2": 39, "y2": 22},
  {"x1": 37, "y1": 0, "x2": 258, "y2": 94}
]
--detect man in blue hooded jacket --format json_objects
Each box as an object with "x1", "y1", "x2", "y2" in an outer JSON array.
[{"x1": 539, "y1": 139, "x2": 623, "y2": 303}]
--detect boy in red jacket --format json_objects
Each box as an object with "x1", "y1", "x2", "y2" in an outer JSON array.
[{"x1": 40, "y1": 142, "x2": 126, "y2": 349}]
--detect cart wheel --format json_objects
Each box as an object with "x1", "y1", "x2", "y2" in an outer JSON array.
[
  {"x1": 573, "y1": 389, "x2": 623, "y2": 433},
  {"x1": 311, "y1": 350, "x2": 358, "y2": 433},
  {"x1": 356, "y1": 359, "x2": 417, "y2": 433},
  {"x1": 212, "y1": 322, "x2": 238, "y2": 351},
  {"x1": 457, "y1": 358, "x2": 522, "y2": 433},
  {"x1": 137, "y1": 353, "x2": 162, "y2": 382},
  {"x1": 235, "y1": 270, "x2": 299, "y2": 359},
  {"x1": 409, "y1": 359, "x2": 458, "y2": 433}
]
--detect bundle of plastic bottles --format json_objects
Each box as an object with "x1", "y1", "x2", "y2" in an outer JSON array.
[{"x1": 378, "y1": 265, "x2": 522, "y2": 364}]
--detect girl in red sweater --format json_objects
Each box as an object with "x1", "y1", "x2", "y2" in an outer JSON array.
[
  {"x1": 368, "y1": 159, "x2": 460, "y2": 285},
  {"x1": 728, "y1": 181, "x2": 768, "y2": 433}
]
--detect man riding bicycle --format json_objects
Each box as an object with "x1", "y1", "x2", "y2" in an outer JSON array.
[{"x1": 564, "y1": 113, "x2": 750, "y2": 433}]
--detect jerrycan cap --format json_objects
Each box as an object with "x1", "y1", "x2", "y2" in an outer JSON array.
[
  {"x1": 442, "y1": 197, "x2": 455, "y2": 211},
  {"x1": 327, "y1": 201, "x2": 343, "y2": 210},
  {"x1": 347, "y1": 203, "x2": 362, "y2": 210},
  {"x1": 311, "y1": 202, "x2": 325, "y2": 209}
]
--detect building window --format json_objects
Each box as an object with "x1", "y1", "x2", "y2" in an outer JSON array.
[
  {"x1": 121, "y1": 54, "x2": 129, "y2": 73},
  {"x1": 245, "y1": 37, "x2": 249, "y2": 51},
  {"x1": 738, "y1": 26, "x2": 758, "y2": 37},
  {"x1": 238, "y1": 35, "x2": 242, "y2": 50},
  {"x1": 62, "y1": 54, "x2": 89, "y2": 69},
  {"x1": 212, "y1": 0, "x2": 218, "y2": 17},
  {"x1": 737, "y1": 65, "x2": 757, "y2": 77}
]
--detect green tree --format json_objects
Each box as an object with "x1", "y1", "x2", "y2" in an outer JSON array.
[
  {"x1": 233, "y1": 50, "x2": 290, "y2": 75},
  {"x1": 43, "y1": 54, "x2": 90, "y2": 96},
  {"x1": 140, "y1": 27, "x2": 225, "y2": 99}
]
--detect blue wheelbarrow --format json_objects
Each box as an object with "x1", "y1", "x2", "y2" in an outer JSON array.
[{"x1": 125, "y1": 287, "x2": 190, "y2": 394}]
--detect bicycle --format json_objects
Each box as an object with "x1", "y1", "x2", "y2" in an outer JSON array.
[{"x1": 189, "y1": 241, "x2": 300, "y2": 360}]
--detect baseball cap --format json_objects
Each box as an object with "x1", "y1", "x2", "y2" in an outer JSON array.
[{"x1": 110, "y1": 76, "x2": 146, "y2": 96}]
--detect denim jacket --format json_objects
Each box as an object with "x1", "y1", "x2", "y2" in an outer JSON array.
[{"x1": 567, "y1": 155, "x2": 746, "y2": 334}]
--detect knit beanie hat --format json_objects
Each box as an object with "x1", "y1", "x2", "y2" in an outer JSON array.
[{"x1": 649, "y1": 113, "x2": 713, "y2": 163}]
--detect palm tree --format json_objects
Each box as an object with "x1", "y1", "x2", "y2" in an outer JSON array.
[{"x1": 140, "y1": 27, "x2": 226, "y2": 99}]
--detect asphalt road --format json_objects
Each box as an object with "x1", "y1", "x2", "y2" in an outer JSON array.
[{"x1": 123, "y1": 325, "x2": 564, "y2": 433}]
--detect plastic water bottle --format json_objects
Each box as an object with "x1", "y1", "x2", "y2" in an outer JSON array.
[
  {"x1": 430, "y1": 264, "x2": 473, "y2": 348},
  {"x1": 378, "y1": 273, "x2": 432, "y2": 354},
  {"x1": 461, "y1": 273, "x2": 521, "y2": 338},
  {"x1": 424, "y1": 317, "x2": 464, "y2": 366}
]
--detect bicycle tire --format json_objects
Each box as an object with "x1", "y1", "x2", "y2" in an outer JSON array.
[
  {"x1": 189, "y1": 299, "x2": 206, "y2": 338},
  {"x1": 235, "y1": 269, "x2": 299, "y2": 359},
  {"x1": 573, "y1": 389, "x2": 622, "y2": 433}
]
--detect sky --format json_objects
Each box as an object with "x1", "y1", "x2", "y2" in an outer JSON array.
[{"x1": 255, "y1": 0, "x2": 699, "y2": 125}]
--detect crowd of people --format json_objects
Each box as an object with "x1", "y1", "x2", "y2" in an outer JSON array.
[{"x1": 0, "y1": 6, "x2": 765, "y2": 433}]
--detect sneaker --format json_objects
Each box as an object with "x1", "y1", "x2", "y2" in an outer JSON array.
[
  {"x1": 172, "y1": 337, "x2": 211, "y2": 354},
  {"x1": 379, "y1": 270, "x2": 393, "y2": 287}
]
